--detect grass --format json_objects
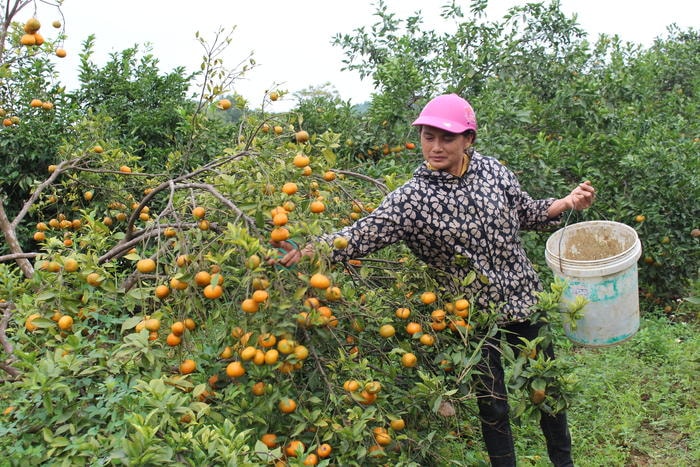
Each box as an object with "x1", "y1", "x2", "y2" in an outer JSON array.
[{"x1": 440, "y1": 312, "x2": 699, "y2": 466}]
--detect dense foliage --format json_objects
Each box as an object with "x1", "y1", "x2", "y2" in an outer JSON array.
[{"x1": 0, "y1": 1, "x2": 698, "y2": 466}]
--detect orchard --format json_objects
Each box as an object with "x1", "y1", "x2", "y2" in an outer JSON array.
[{"x1": 1, "y1": 1, "x2": 698, "y2": 466}]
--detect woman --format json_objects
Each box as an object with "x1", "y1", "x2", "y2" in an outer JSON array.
[{"x1": 275, "y1": 93, "x2": 595, "y2": 466}]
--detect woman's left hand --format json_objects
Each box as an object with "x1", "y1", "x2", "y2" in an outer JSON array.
[{"x1": 566, "y1": 180, "x2": 596, "y2": 210}]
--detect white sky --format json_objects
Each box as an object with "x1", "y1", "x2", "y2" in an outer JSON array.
[{"x1": 20, "y1": 0, "x2": 700, "y2": 110}]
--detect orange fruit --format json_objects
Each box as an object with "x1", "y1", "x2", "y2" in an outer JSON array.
[
  {"x1": 278, "y1": 398, "x2": 297, "y2": 414},
  {"x1": 281, "y1": 182, "x2": 298, "y2": 195},
  {"x1": 295, "y1": 130, "x2": 310, "y2": 143},
  {"x1": 225, "y1": 361, "x2": 246, "y2": 378},
  {"x1": 316, "y1": 443, "x2": 332, "y2": 458},
  {"x1": 33, "y1": 231, "x2": 46, "y2": 242},
  {"x1": 57, "y1": 315, "x2": 73, "y2": 331},
  {"x1": 293, "y1": 345, "x2": 309, "y2": 360},
  {"x1": 136, "y1": 258, "x2": 156, "y2": 274},
  {"x1": 55, "y1": 48, "x2": 67, "y2": 58},
  {"x1": 216, "y1": 98, "x2": 232, "y2": 110},
  {"x1": 171, "y1": 321, "x2": 185, "y2": 336},
  {"x1": 163, "y1": 227, "x2": 177, "y2": 238},
  {"x1": 25, "y1": 313, "x2": 42, "y2": 332},
  {"x1": 155, "y1": 285, "x2": 171, "y2": 299},
  {"x1": 343, "y1": 380, "x2": 360, "y2": 392},
  {"x1": 184, "y1": 318, "x2": 196, "y2": 331},
  {"x1": 194, "y1": 271, "x2": 211, "y2": 287},
  {"x1": 303, "y1": 453, "x2": 319, "y2": 466},
  {"x1": 270, "y1": 227, "x2": 290, "y2": 242},
  {"x1": 374, "y1": 431, "x2": 392, "y2": 446},
  {"x1": 20, "y1": 34, "x2": 36, "y2": 46},
  {"x1": 405, "y1": 322, "x2": 422, "y2": 335},
  {"x1": 239, "y1": 346, "x2": 257, "y2": 361},
  {"x1": 144, "y1": 318, "x2": 161, "y2": 332},
  {"x1": 401, "y1": 352, "x2": 418, "y2": 368},
  {"x1": 309, "y1": 273, "x2": 331, "y2": 289},
  {"x1": 241, "y1": 298, "x2": 259, "y2": 313},
  {"x1": 323, "y1": 170, "x2": 336, "y2": 182},
  {"x1": 251, "y1": 289, "x2": 269, "y2": 303},
  {"x1": 420, "y1": 291, "x2": 437, "y2": 305},
  {"x1": 203, "y1": 284, "x2": 223, "y2": 299},
  {"x1": 30, "y1": 98, "x2": 43, "y2": 108},
  {"x1": 390, "y1": 418, "x2": 406, "y2": 431},
  {"x1": 379, "y1": 324, "x2": 396, "y2": 338},
  {"x1": 276, "y1": 338, "x2": 295, "y2": 355},
  {"x1": 252, "y1": 381, "x2": 266, "y2": 396},
  {"x1": 324, "y1": 286, "x2": 341, "y2": 301},
  {"x1": 24, "y1": 18, "x2": 41, "y2": 33},
  {"x1": 272, "y1": 212, "x2": 288, "y2": 226},
  {"x1": 264, "y1": 349, "x2": 279, "y2": 365},
  {"x1": 635, "y1": 214, "x2": 646, "y2": 223},
  {"x1": 309, "y1": 200, "x2": 325, "y2": 213},
  {"x1": 530, "y1": 388, "x2": 546, "y2": 405},
  {"x1": 431, "y1": 309, "x2": 446, "y2": 322},
  {"x1": 261, "y1": 433, "x2": 278, "y2": 448},
  {"x1": 395, "y1": 307, "x2": 411, "y2": 319},
  {"x1": 269, "y1": 91, "x2": 280, "y2": 101},
  {"x1": 285, "y1": 440, "x2": 305, "y2": 458},
  {"x1": 179, "y1": 359, "x2": 196, "y2": 374},
  {"x1": 166, "y1": 333, "x2": 181, "y2": 346},
  {"x1": 169, "y1": 277, "x2": 188, "y2": 291},
  {"x1": 86, "y1": 273, "x2": 102, "y2": 286},
  {"x1": 419, "y1": 333, "x2": 435, "y2": 346},
  {"x1": 259, "y1": 333, "x2": 277, "y2": 348},
  {"x1": 405, "y1": 142, "x2": 416, "y2": 150},
  {"x1": 63, "y1": 258, "x2": 79, "y2": 273},
  {"x1": 273, "y1": 125, "x2": 283, "y2": 135},
  {"x1": 293, "y1": 153, "x2": 310, "y2": 168},
  {"x1": 192, "y1": 206, "x2": 206, "y2": 219}
]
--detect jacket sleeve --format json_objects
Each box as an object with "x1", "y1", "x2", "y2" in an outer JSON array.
[
  {"x1": 505, "y1": 167, "x2": 562, "y2": 230},
  {"x1": 319, "y1": 190, "x2": 407, "y2": 263}
]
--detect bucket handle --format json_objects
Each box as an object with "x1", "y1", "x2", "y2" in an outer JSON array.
[{"x1": 555, "y1": 205, "x2": 608, "y2": 273}]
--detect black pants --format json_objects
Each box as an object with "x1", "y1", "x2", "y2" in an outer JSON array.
[{"x1": 475, "y1": 320, "x2": 573, "y2": 467}]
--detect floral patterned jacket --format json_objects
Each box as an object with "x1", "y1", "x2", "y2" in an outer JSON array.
[{"x1": 322, "y1": 151, "x2": 563, "y2": 323}]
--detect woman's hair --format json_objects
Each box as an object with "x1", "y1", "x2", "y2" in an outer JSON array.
[{"x1": 417, "y1": 125, "x2": 476, "y2": 143}]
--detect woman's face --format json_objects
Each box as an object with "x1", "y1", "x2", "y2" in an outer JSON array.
[{"x1": 419, "y1": 126, "x2": 473, "y2": 176}]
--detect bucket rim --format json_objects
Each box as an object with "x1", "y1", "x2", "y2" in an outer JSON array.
[{"x1": 545, "y1": 220, "x2": 640, "y2": 264}]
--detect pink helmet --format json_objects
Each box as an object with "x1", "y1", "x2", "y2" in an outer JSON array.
[{"x1": 411, "y1": 93, "x2": 477, "y2": 134}]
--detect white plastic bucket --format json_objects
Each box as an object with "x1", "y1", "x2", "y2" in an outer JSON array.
[{"x1": 545, "y1": 221, "x2": 642, "y2": 346}]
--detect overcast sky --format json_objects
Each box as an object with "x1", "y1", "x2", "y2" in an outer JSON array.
[{"x1": 23, "y1": 0, "x2": 700, "y2": 110}]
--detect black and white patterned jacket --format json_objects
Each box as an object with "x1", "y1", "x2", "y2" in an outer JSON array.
[{"x1": 323, "y1": 151, "x2": 563, "y2": 323}]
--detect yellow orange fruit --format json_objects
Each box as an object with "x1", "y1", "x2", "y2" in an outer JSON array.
[
  {"x1": 420, "y1": 291, "x2": 437, "y2": 305},
  {"x1": 401, "y1": 352, "x2": 418, "y2": 367},
  {"x1": 309, "y1": 273, "x2": 331, "y2": 289},
  {"x1": 379, "y1": 324, "x2": 396, "y2": 338},
  {"x1": 55, "y1": 48, "x2": 67, "y2": 58},
  {"x1": 293, "y1": 153, "x2": 310, "y2": 168},
  {"x1": 295, "y1": 130, "x2": 310, "y2": 143},
  {"x1": 26, "y1": 313, "x2": 43, "y2": 332},
  {"x1": 203, "y1": 284, "x2": 224, "y2": 299},
  {"x1": 136, "y1": 258, "x2": 156, "y2": 274}
]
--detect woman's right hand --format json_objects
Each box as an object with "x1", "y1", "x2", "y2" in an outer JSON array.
[{"x1": 269, "y1": 241, "x2": 313, "y2": 268}]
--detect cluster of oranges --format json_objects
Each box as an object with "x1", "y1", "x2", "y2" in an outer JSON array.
[{"x1": 19, "y1": 17, "x2": 66, "y2": 56}]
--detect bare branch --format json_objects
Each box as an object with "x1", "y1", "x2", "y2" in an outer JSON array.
[
  {"x1": 334, "y1": 169, "x2": 388, "y2": 194},
  {"x1": 0, "y1": 302, "x2": 20, "y2": 379}
]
